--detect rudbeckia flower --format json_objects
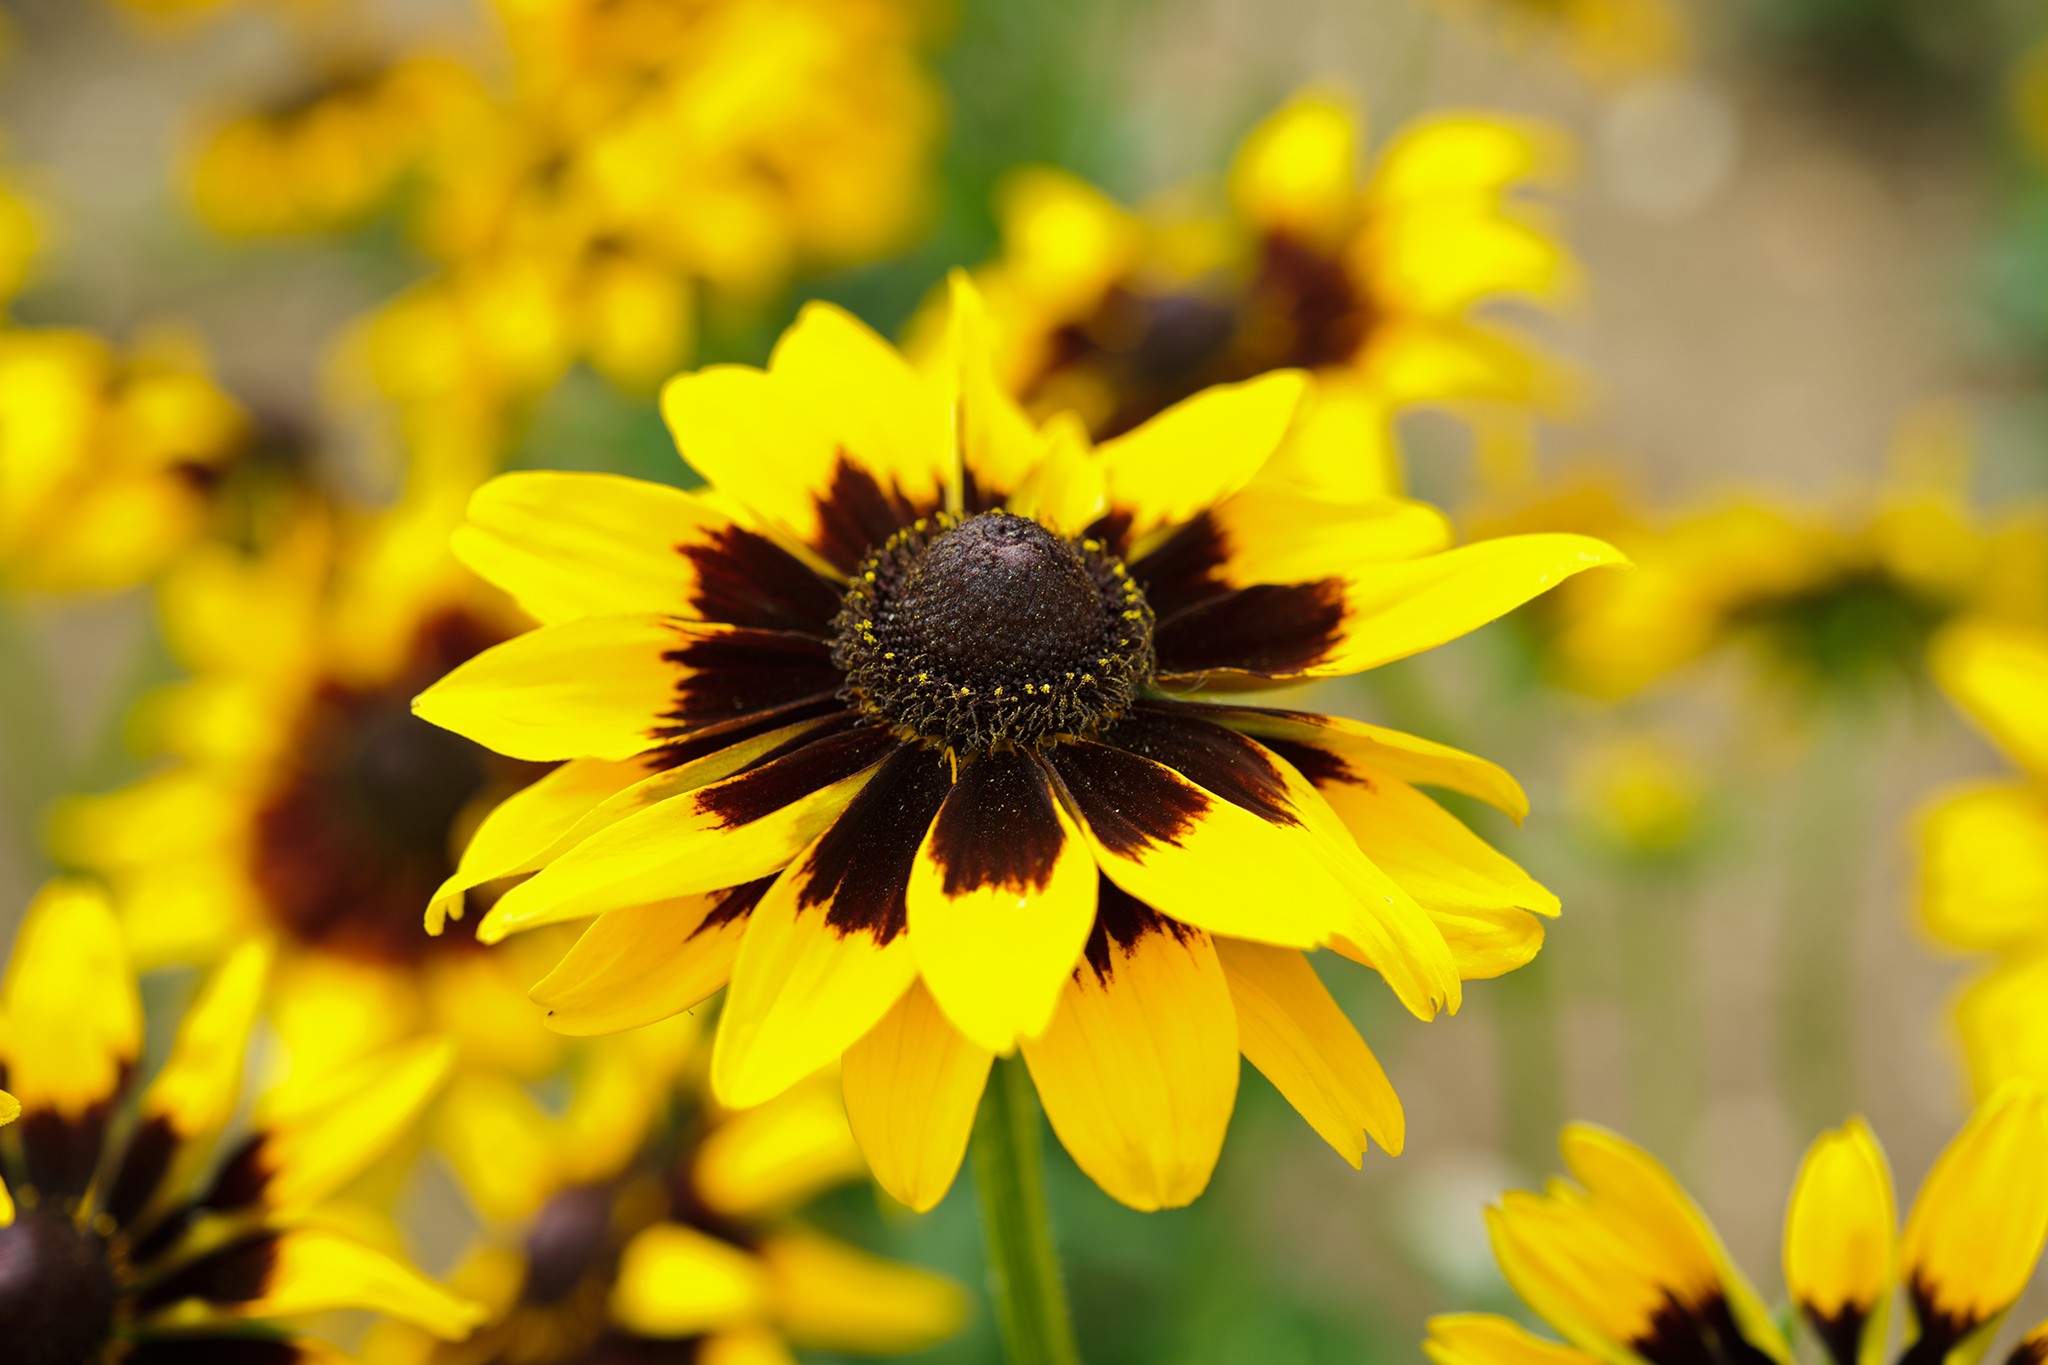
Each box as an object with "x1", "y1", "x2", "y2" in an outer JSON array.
[
  {"x1": 411, "y1": 283, "x2": 1621, "y2": 1211},
  {"x1": 0, "y1": 879, "x2": 485, "y2": 1360},
  {"x1": 1504, "y1": 415, "x2": 2048, "y2": 703},
  {"x1": 943, "y1": 90, "x2": 1575, "y2": 491},
  {"x1": 1428, "y1": 1087, "x2": 2048, "y2": 1365},
  {"x1": 366, "y1": 1066, "x2": 964, "y2": 1365},
  {"x1": 0, "y1": 327, "x2": 248, "y2": 594},
  {"x1": 1921, "y1": 619, "x2": 2048, "y2": 1094},
  {"x1": 58, "y1": 495, "x2": 602, "y2": 1219}
]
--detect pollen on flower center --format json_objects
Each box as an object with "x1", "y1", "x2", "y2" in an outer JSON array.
[
  {"x1": 0, "y1": 1208, "x2": 120, "y2": 1365},
  {"x1": 833, "y1": 510, "x2": 1154, "y2": 754}
]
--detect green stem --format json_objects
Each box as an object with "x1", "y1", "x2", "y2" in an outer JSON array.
[
  {"x1": 1777, "y1": 716, "x2": 1866, "y2": 1135},
  {"x1": 972, "y1": 1055, "x2": 1082, "y2": 1365}
]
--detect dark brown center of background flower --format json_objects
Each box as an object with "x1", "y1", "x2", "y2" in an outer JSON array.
[
  {"x1": 1028, "y1": 231, "x2": 1373, "y2": 438},
  {"x1": 0, "y1": 1208, "x2": 121, "y2": 1365},
  {"x1": 833, "y1": 511, "x2": 1154, "y2": 754},
  {"x1": 250, "y1": 611, "x2": 542, "y2": 964}
]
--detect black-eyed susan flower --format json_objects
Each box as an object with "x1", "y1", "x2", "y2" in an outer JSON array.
[
  {"x1": 0, "y1": 879, "x2": 485, "y2": 1361},
  {"x1": 945, "y1": 91, "x2": 1574, "y2": 493},
  {"x1": 409, "y1": 281, "x2": 1621, "y2": 1211},
  {"x1": 1517, "y1": 414, "x2": 2048, "y2": 703},
  {"x1": 366, "y1": 1066, "x2": 964, "y2": 1365},
  {"x1": 0, "y1": 327, "x2": 248, "y2": 594},
  {"x1": 1426, "y1": 1088, "x2": 2048, "y2": 1365},
  {"x1": 1922, "y1": 618, "x2": 2048, "y2": 1095},
  {"x1": 57, "y1": 494, "x2": 601, "y2": 1219}
]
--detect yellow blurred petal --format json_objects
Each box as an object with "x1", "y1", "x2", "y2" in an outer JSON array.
[
  {"x1": 1020, "y1": 915, "x2": 1238, "y2": 1211},
  {"x1": 1229, "y1": 91, "x2": 1361, "y2": 243},
  {"x1": 842, "y1": 979, "x2": 993, "y2": 1212},
  {"x1": 610, "y1": 1222, "x2": 769, "y2": 1338},
  {"x1": 1921, "y1": 784, "x2": 2048, "y2": 952},
  {"x1": 1931, "y1": 621, "x2": 2048, "y2": 779},
  {"x1": 434, "y1": 1071, "x2": 561, "y2": 1222},
  {"x1": 1215, "y1": 937, "x2": 1402, "y2": 1165},
  {"x1": 694, "y1": 1077, "x2": 868, "y2": 1221},
  {"x1": 757, "y1": 1227, "x2": 966, "y2": 1353},
  {"x1": 0, "y1": 879, "x2": 141, "y2": 1120},
  {"x1": 241, "y1": 1036, "x2": 456, "y2": 1213},
  {"x1": 227, "y1": 1228, "x2": 484, "y2": 1339},
  {"x1": 1899, "y1": 1083, "x2": 2048, "y2": 1338}
]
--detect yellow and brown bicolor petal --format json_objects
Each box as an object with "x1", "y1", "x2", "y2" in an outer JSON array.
[
  {"x1": 1487, "y1": 1125, "x2": 1790, "y2": 1365},
  {"x1": 1784, "y1": 1117, "x2": 1896, "y2": 1365},
  {"x1": 1897, "y1": 1083, "x2": 2048, "y2": 1365},
  {"x1": 0, "y1": 883, "x2": 483, "y2": 1361},
  {"x1": 412, "y1": 281, "x2": 1618, "y2": 1211},
  {"x1": 1427, "y1": 1314, "x2": 1606, "y2": 1365}
]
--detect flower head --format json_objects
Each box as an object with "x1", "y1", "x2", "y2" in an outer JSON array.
[
  {"x1": 0, "y1": 879, "x2": 484, "y2": 1361},
  {"x1": 413, "y1": 279, "x2": 1621, "y2": 1210},
  {"x1": 1430, "y1": 1090, "x2": 2048, "y2": 1365},
  {"x1": 367, "y1": 1067, "x2": 964, "y2": 1365},
  {"x1": 947, "y1": 91, "x2": 1575, "y2": 492}
]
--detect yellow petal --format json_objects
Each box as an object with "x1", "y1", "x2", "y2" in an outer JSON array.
[
  {"x1": 693, "y1": 1077, "x2": 869, "y2": 1221},
  {"x1": 452, "y1": 471, "x2": 745, "y2": 625},
  {"x1": 1020, "y1": 908, "x2": 1239, "y2": 1210},
  {"x1": 1955, "y1": 956, "x2": 2048, "y2": 1096},
  {"x1": 942, "y1": 271, "x2": 1045, "y2": 507},
  {"x1": 477, "y1": 728, "x2": 895, "y2": 941},
  {"x1": 1228, "y1": 91, "x2": 1361, "y2": 245},
  {"x1": 610, "y1": 1222, "x2": 769, "y2": 1338},
  {"x1": 908, "y1": 750, "x2": 1100, "y2": 1053},
  {"x1": 1203, "y1": 705, "x2": 1530, "y2": 820},
  {"x1": 1899, "y1": 1082, "x2": 2048, "y2": 1342},
  {"x1": 1194, "y1": 487, "x2": 1455, "y2": 588},
  {"x1": 699, "y1": 1327, "x2": 800, "y2": 1365},
  {"x1": 433, "y1": 1071, "x2": 560, "y2": 1222},
  {"x1": 1920, "y1": 783, "x2": 2048, "y2": 952},
  {"x1": 1093, "y1": 371, "x2": 1308, "y2": 545},
  {"x1": 529, "y1": 886, "x2": 759, "y2": 1036},
  {"x1": 1931, "y1": 621, "x2": 2048, "y2": 779},
  {"x1": 227, "y1": 1036, "x2": 456, "y2": 1213},
  {"x1": 1427, "y1": 1314, "x2": 1604, "y2": 1365},
  {"x1": 757, "y1": 1227, "x2": 967, "y2": 1353},
  {"x1": 1785, "y1": 1117, "x2": 1894, "y2": 1364},
  {"x1": 186, "y1": 1228, "x2": 485, "y2": 1340},
  {"x1": 842, "y1": 979, "x2": 993, "y2": 1212},
  {"x1": 412, "y1": 614, "x2": 691, "y2": 761},
  {"x1": 1215, "y1": 937, "x2": 1402, "y2": 1165},
  {"x1": 0, "y1": 879, "x2": 141, "y2": 1123}
]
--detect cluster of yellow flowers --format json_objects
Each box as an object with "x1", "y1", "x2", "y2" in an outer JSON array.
[{"x1": 5, "y1": 0, "x2": 2048, "y2": 1360}]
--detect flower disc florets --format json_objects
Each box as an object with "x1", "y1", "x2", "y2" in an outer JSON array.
[
  {"x1": 833, "y1": 510, "x2": 1154, "y2": 754},
  {"x1": 0, "y1": 1208, "x2": 121, "y2": 1364}
]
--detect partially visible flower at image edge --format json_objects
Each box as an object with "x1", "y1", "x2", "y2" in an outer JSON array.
[
  {"x1": 0, "y1": 879, "x2": 485, "y2": 1361},
  {"x1": 410, "y1": 276, "x2": 1623, "y2": 1212},
  {"x1": 1921, "y1": 618, "x2": 2048, "y2": 1095},
  {"x1": 1425, "y1": 1084, "x2": 2048, "y2": 1365}
]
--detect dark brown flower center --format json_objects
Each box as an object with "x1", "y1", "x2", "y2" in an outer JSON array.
[
  {"x1": 250, "y1": 611, "x2": 541, "y2": 963},
  {"x1": 833, "y1": 511, "x2": 1154, "y2": 754},
  {"x1": 0, "y1": 1208, "x2": 120, "y2": 1365}
]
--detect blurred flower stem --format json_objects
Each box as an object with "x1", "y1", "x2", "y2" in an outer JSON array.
[
  {"x1": 1619, "y1": 872, "x2": 1702, "y2": 1166},
  {"x1": 973, "y1": 1054, "x2": 1083, "y2": 1365},
  {"x1": 1776, "y1": 712, "x2": 1867, "y2": 1135},
  {"x1": 0, "y1": 598, "x2": 62, "y2": 878}
]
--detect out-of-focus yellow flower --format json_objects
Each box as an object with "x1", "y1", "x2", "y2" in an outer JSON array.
[
  {"x1": 52, "y1": 488, "x2": 647, "y2": 1218},
  {"x1": 1921, "y1": 618, "x2": 2048, "y2": 1097},
  {"x1": 0, "y1": 879, "x2": 486, "y2": 1358},
  {"x1": 1436, "y1": 0, "x2": 1687, "y2": 82},
  {"x1": 942, "y1": 90, "x2": 1576, "y2": 495},
  {"x1": 1511, "y1": 412, "x2": 2048, "y2": 702},
  {"x1": 0, "y1": 327, "x2": 247, "y2": 594},
  {"x1": 1430, "y1": 1090, "x2": 2048, "y2": 1365},
  {"x1": 1567, "y1": 732, "x2": 1706, "y2": 858},
  {"x1": 365, "y1": 1064, "x2": 966, "y2": 1365},
  {"x1": 188, "y1": 55, "x2": 489, "y2": 237}
]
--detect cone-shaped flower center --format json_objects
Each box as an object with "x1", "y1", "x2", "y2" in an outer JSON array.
[
  {"x1": 834, "y1": 511, "x2": 1154, "y2": 753},
  {"x1": 0, "y1": 1209, "x2": 119, "y2": 1365}
]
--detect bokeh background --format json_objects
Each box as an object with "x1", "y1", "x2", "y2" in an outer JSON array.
[{"x1": 3, "y1": 0, "x2": 2046, "y2": 1360}]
